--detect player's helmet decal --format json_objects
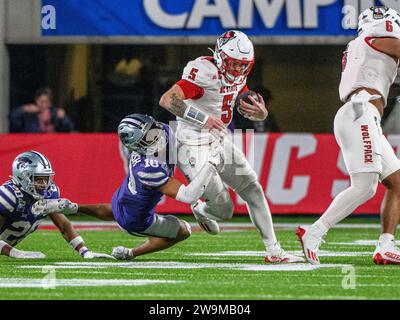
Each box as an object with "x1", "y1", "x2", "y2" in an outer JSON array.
[
  {"x1": 218, "y1": 31, "x2": 237, "y2": 47},
  {"x1": 372, "y1": 6, "x2": 387, "y2": 19},
  {"x1": 16, "y1": 157, "x2": 33, "y2": 170}
]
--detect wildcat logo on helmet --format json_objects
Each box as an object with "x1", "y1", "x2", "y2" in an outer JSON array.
[{"x1": 16, "y1": 157, "x2": 33, "y2": 170}]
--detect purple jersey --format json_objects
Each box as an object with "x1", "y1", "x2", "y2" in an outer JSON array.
[
  {"x1": 112, "y1": 152, "x2": 174, "y2": 233},
  {"x1": 0, "y1": 181, "x2": 60, "y2": 246}
]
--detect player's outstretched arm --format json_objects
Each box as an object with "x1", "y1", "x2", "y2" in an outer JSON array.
[
  {"x1": 371, "y1": 38, "x2": 400, "y2": 59},
  {"x1": 159, "y1": 84, "x2": 226, "y2": 132},
  {"x1": 160, "y1": 143, "x2": 223, "y2": 204},
  {"x1": 0, "y1": 240, "x2": 46, "y2": 259},
  {"x1": 159, "y1": 84, "x2": 188, "y2": 118},
  {"x1": 49, "y1": 213, "x2": 114, "y2": 259},
  {"x1": 76, "y1": 204, "x2": 115, "y2": 221}
]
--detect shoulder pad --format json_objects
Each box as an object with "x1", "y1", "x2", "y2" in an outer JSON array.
[
  {"x1": 182, "y1": 57, "x2": 218, "y2": 88},
  {"x1": 363, "y1": 21, "x2": 400, "y2": 40},
  {"x1": 135, "y1": 159, "x2": 169, "y2": 188},
  {"x1": 0, "y1": 183, "x2": 18, "y2": 213}
]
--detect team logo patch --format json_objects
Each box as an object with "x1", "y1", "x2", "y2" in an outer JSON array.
[
  {"x1": 16, "y1": 157, "x2": 33, "y2": 170},
  {"x1": 217, "y1": 31, "x2": 236, "y2": 47},
  {"x1": 371, "y1": 6, "x2": 387, "y2": 19}
]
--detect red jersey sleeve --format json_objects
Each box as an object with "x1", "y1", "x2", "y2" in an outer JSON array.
[{"x1": 176, "y1": 79, "x2": 204, "y2": 100}]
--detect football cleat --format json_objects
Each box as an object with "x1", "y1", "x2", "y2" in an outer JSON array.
[
  {"x1": 296, "y1": 225, "x2": 326, "y2": 265},
  {"x1": 191, "y1": 201, "x2": 220, "y2": 235},
  {"x1": 265, "y1": 242, "x2": 305, "y2": 264},
  {"x1": 373, "y1": 239, "x2": 400, "y2": 265},
  {"x1": 112, "y1": 246, "x2": 134, "y2": 260}
]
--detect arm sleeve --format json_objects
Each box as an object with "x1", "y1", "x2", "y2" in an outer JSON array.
[
  {"x1": 176, "y1": 79, "x2": 204, "y2": 100},
  {"x1": 175, "y1": 162, "x2": 217, "y2": 204}
]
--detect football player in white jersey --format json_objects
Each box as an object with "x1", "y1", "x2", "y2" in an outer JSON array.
[
  {"x1": 159, "y1": 30, "x2": 303, "y2": 263},
  {"x1": 297, "y1": 6, "x2": 400, "y2": 265}
]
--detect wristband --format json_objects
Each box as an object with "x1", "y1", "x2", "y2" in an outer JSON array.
[
  {"x1": 0, "y1": 240, "x2": 8, "y2": 255},
  {"x1": 183, "y1": 106, "x2": 209, "y2": 127},
  {"x1": 79, "y1": 246, "x2": 90, "y2": 257},
  {"x1": 69, "y1": 236, "x2": 84, "y2": 250},
  {"x1": 9, "y1": 248, "x2": 22, "y2": 258}
]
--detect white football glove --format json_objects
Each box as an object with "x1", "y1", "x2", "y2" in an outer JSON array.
[
  {"x1": 208, "y1": 140, "x2": 224, "y2": 172},
  {"x1": 112, "y1": 246, "x2": 134, "y2": 260},
  {"x1": 32, "y1": 198, "x2": 78, "y2": 216},
  {"x1": 209, "y1": 128, "x2": 227, "y2": 142},
  {"x1": 81, "y1": 250, "x2": 115, "y2": 260},
  {"x1": 9, "y1": 248, "x2": 46, "y2": 259}
]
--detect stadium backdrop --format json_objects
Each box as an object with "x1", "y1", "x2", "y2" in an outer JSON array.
[
  {"x1": 1, "y1": 133, "x2": 398, "y2": 215},
  {"x1": 30, "y1": 0, "x2": 400, "y2": 215},
  {"x1": 41, "y1": 0, "x2": 398, "y2": 38}
]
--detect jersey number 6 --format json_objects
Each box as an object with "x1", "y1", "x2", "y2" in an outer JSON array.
[{"x1": 386, "y1": 20, "x2": 393, "y2": 32}]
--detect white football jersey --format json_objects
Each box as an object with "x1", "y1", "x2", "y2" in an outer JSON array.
[
  {"x1": 177, "y1": 56, "x2": 247, "y2": 145},
  {"x1": 339, "y1": 21, "x2": 400, "y2": 106}
]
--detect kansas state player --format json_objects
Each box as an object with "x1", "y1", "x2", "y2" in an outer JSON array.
[
  {"x1": 0, "y1": 151, "x2": 112, "y2": 259},
  {"x1": 73, "y1": 114, "x2": 223, "y2": 260}
]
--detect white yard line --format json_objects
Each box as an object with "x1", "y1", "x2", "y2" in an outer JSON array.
[
  {"x1": 0, "y1": 278, "x2": 183, "y2": 288},
  {"x1": 38, "y1": 220, "x2": 384, "y2": 229},
  {"x1": 5, "y1": 291, "x2": 372, "y2": 300},
  {"x1": 17, "y1": 261, "x2": 349, "y2": 272},
  {"x1": 330, "y1": 240, "x2": 400, "y2": 246},
  {"x1": 187, "y1": 250, "x2": 370, "y2": 257}
]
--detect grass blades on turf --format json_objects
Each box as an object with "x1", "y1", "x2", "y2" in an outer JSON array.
[{"x1": 0, "y1": 216, "x2": 398, "y2": 300}]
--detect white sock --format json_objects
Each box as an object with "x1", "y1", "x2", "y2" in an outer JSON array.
[
  {"x1": 319, "y1": 172, "x2": 379, "y2": 229},
  {"x1": 311, "y1": 220, "x2": 329, "y2": 236},
  {"x1": 237, "y1": 182, "x2": 277, "y2": 248}
]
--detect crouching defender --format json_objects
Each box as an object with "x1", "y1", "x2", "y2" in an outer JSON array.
[
  {"x1": 53, "y1": 114, "x2": 223, "y2": 260},
  {"x1": 0, "y1": 151, "x2": 112, "y2": 259}
]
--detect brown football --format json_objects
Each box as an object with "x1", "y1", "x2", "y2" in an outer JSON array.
[{"x1": 235, "y1": 90, "x2": 259, "y2": 119}]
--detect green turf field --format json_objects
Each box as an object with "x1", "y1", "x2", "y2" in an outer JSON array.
[{"x1": 0, "y1": 216, "x2": 399, "y2": 300}]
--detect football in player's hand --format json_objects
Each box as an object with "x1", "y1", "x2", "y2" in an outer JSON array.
[{"x1": 235, "y1": 90, "x2": 260, "y2": 120}]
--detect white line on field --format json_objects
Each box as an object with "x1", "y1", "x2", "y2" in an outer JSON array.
[
  {"x1": 330, "y1": 240, "x2": 400, "y2": 246},
  {"x1": 187, "y1": 250, "x2": 370, "y2": 257},
  {"x1": 0, "y1": 278, "x2": 183, "y2": 288},
  {"x1": 38, "y1": 221, "x2": 383, "y2": 230},
  {"x1": 23, "y1": 291, "x2": 369, "y2": 300},
  {"x1": 17, "y1": 261, "x2": 349, "y2": 272}
]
